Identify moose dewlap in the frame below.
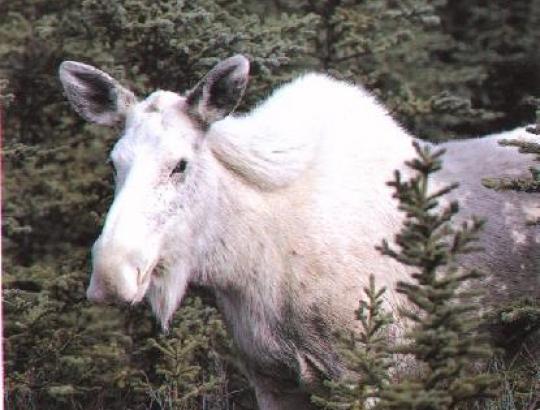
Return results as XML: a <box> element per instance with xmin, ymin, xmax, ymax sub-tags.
<box><xmin>59</xmin><ymin>55</ymin><xmax>539</xmax><ymax>410</ymax></box>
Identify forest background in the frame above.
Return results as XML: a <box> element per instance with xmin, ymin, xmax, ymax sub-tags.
<box><xmin>2</xmin><ymin>0</ymin><xmax>539</xmax><ymax>409</ymax></box>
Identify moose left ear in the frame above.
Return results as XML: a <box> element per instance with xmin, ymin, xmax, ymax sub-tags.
<box><xmin>59</xmin><ymin>61</ymin><xmax>137</xmax><ymax>127</ymax></box>
<box><xmin>186</xmin><ymin>55</ymin><xmax>250</xmax><ymax>126</ymax></box>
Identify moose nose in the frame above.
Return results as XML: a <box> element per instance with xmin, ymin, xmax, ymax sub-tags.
<box><xmin>87</xmin><ymin>262</ymin><xmax>142</xmax><ymax>304</ymax></box>
<box><xmin>86</xmin><ymin>281</ymin><xmax>109</xmax><ymax>303</ymax></box>
<box><xmin>86</xmin><ymin>269</ymin><xmax>116</xmax><ymax>303</ymax></box>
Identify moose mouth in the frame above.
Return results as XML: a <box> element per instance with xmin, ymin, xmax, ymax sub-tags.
<box><xmin>133</xmin><ymin>261</ymin><xmax>161</xmax><ymax>303</ymax></box>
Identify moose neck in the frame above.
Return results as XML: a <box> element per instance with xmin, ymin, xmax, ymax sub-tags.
<box><xmin>193</xmin><ymin>148</ymin><xmax>307</xmax><ymax>377</ymax></box>
<box><xmin>196</xmin><ymin>149</ymin><xmax>285</xmax><ymax>311</ymax></box>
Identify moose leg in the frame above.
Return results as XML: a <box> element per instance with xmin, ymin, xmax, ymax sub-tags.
<box><xmin>254</xmin><ymin>386</ymin><xmax>316</xmax><ymax>410</ymax></box>
<box><xmin>250</xmin><ymin>372</ymin><xmax>318</xmax><ymax>410</ymax></box>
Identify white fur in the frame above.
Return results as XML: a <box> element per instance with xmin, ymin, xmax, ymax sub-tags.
<box><xmin>74</xmin><ymin>71</ymin><xmax>538</xmax><ymax>410</ymax></box>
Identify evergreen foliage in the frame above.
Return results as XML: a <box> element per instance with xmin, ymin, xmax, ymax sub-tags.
<box><xmin>311</xmin><ymin>275</ymin><xmax>393</xmax><ymax>409</ymax></box>
<box><xmin>4</xmin><ymin>258</ymin><xmax>139</xmax><ymax>408</ymax></box>
<box><xmin>132</xmin><ymin>296</ymin><xmax>251</xmax><ymax>410</ymax></box>
<box><xmin>376</xmin><ymin>143</ymin><xmax>495</xmax><ymax>410</ymax></box>
<box><xmin>481</xmin><ymin>108</ymin><xmax>540</xmax><ymax>213</ymax></box>
<box><xmin>481</xmin><ymin>134</ymin><xmax>540</xmax><ymax>195</ymax></box>
<box><xmin>484</xmin><ymin>298</ymin><xmax>540</xmax><ymax>354</ymax></box>
<box><xmin>440</xmin><ymin>0</ymin><xmax>540</xmax><ymax>135</ymax></box>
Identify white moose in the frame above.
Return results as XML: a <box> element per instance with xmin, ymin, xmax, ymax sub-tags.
<box><xmin>59</xmin><ymin>55</ymin><xmax>539</xmax><ymax>410</ymax></box>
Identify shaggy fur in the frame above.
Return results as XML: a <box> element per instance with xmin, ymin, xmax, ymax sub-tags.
<box><xmin>60</xmin><ymin>56</ymin><xmax>539</xmax><ymax>410</ymax></box>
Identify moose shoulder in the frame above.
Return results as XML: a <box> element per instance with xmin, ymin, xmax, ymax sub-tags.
<box><xmin>59</xmin><ymin>55</ymin><xmax>539</xmax><ymax>410</ymax></box>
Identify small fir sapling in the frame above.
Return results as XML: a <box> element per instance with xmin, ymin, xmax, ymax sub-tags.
<box><xmin>375</xmin><ymin>142</ymin><xmax>494</xmax><ymax>410</ymax></box>
<box><xmin>482</xmin><ymin>99</ymin><xmax>540</xmax><ymax>195</ymax></box>
<box><xmin>311</xmin><ymin>274</ymin><xmax>393</xmax><ymax>409</ymax></box>
<box><xmin>133</xmin><ymin>296</ymin><xmax>234</xmax><ymax>410</ymax></box>
<box><xmin>480</xmin><ymin>138</ymin><xmax>540</xmax><ymax>194</ymax></box>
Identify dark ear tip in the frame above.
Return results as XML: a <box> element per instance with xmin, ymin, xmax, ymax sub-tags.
<box><xmin>59</xmin><ymin>61</ymin><xmax>108</xmax><ymax>80</ymax></box>
<box><xmin>59</xmin><ymin>61</ymin><xmax>92</xmax><ymax>81</ymax></box>
<box><xmin>226</xmin><ymin>54</ymin><xmax>250</xmax><ymax>76</ymax></box>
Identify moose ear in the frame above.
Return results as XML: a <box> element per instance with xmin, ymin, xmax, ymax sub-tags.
<box><xmin>59</xmin><ymin>61</ymin><xmax>137</xmax><ymax>126</ymax></box>
<box><xmin>186</xmin><ymin>55</ymin><xmax>249</xmax><ymax>126</ymax></box>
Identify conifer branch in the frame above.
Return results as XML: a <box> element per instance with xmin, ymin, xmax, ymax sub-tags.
<box><xmin>377</xmin><ymin>142</ymin><xmax>495</xmax><ymax>410</ymax></box>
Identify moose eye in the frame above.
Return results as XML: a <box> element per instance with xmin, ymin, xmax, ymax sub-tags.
<box><xmin>107</xmin><ymin>158</ymin><xmax>117</xmax><ymax>176</ymax></box>
<box><xmin>171</xmin><ymin>159</ymin><xmax>188</xmax><ymax>176</ymax></box>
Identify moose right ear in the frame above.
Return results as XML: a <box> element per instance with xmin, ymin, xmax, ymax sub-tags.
<box><xmin>186</xmin><ymin>55</ymin><xmax>249</xmax><ymax>126</ymax></box>
<box><xmin>59</xmin><ymin>61</ymin><xmax>137</xmax><ymax>126</ymax></box>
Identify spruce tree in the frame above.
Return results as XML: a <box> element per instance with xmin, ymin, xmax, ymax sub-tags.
<box><xmin>480</xmin><ymin>139</ymin><xmax>540</xmax><ymax>194</ymax></box>
<box><xmin>131</xmin><ymin>296</ymin><xmax>247</xmax><ymax>410</ymax></box>
<box><xmin>477</xmin><ymin>106</ymin><xmax>540</xmax><ymax>409</ymax></box>
<box><xmin>311</xmin><ymin>275</ymin><xmax>393</xmax><ymax>409</ymax></box>
<box><xmin>376</xmin><ymin>142</ymin><xmax>494</xmax><ymax>410</ymax></box>
<box><xmin>439</xmin><ymin>0</ymin><xmax>540</xmax><ymax>134</ymax></box>
<box><xmin>481</xmin><ymin>109</ymin><xmax>540</xmax><ymax>196</ymax></box>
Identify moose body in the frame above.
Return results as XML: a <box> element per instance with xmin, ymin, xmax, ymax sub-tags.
<box><xmin>59</xmin><ymin>56</ymin><xmax>539</xmax><ymax>409</ymax></box>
